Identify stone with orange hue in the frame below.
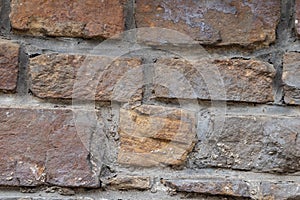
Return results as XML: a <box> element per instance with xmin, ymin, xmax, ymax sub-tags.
<box><xmin>118</xmin><ymin>105</ymin><xmax>197</xmax><ymax>167</ymax></box>
<box><xmin>10</xmin><ymin>0</ymin><xmax>126</xmax><ymax>38</ymax></box>
<box><xmin>29</xmin><ymin>54</ymin><xmax>143</xmax><ymax>102</ymax></box>
<box><xmin>0</xmin><ymin>39</ymin><xmax>19</xmax><ymax>92</ymax></box>
<box><xmin>102</xmin><ymin>175</ymin><xmax>151</xmax><ymax>190</ymax></box>
<box><xmin>135</xmin><ymin>0</ymin><xmax>280</xmax><ymax>46</ymax></box>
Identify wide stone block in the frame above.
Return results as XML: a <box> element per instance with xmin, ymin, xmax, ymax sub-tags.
<box><xmin>135</xmin><ymin>0</ymin><xmax>280</xmax><ymax>46</ymax></box>
<box><xmin>0</xmin><ymin>107</ymin><xmax>102</xmax><ymax>187</ymax></box>
<box><xmin>190</xmin><ymin>115</ymin><xmax>300</xmax><ymax>173</ymax></box>
<box><xmin>153</xmin><ymin>58</ymin><xmax>275</xmax><ymax>103</ymax></box>
<box><xmin>10</xmin><ymin>0</ymin><xmax>126</xmax><ymax>38</ymax></box>
<box><xmin>29</xmin><ymin>54</ymin><xmax>143</xmax><ymax>102</ymax></box>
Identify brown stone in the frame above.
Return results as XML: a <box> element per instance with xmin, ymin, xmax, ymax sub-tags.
<box><xmin>10</xmin><ymin>0</ymin><xmax>126</xmax><ymax>38</ymax></box>
<box><xmin>190</xmin><ymin>115</ymin><xmax>300</xmax><ymax>173</ymax></box>
<box><xmin>102</xmin><ymin>175</ymin><xmax>151</xmax><ymax>190</ymax></box>
<box><xmin>29</xmin><ymin>54</ymin><xmax>143</xmax><ymax>102</ymax></box>
<box><xmin>135</xmin><ymin>0</ymin><xmax>280</xmax><ymax>46</ymax></box>
<box><xmin>283</xmin><ymin>52</ymin><xmax>300</xmax><ymax>104</ymax></box>
<box><xmin>118</xmin><ymin>105</ymin><xmax>197</xmax><ymax>167</ymax></box>
<box><xmin>163</xmin><ymin>178</ymin><xmax>251</xmax><ymax>198</ymax></box>
<box><xmin>0</xmin><ymin>39</ymin><xmax>19</xmax><ymax>92</ymax></box>
<box><xmin>153</xmin><ymin>58</ymin><xmax>275</xmax><ymax>103</ymax></box>
<box><xmin>0</xmin><ymin>107</ymin><xmax>101</xmax><ymax>187</ymax></box>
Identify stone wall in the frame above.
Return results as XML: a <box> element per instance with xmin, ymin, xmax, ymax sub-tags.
<box><xmin>0</xmin><ymin>0</ymin><xmax>299</xmax><ymax>199</ymax></box>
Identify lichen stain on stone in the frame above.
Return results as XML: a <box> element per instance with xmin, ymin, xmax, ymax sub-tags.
<box><xmin>159</xmin><ymin>0</ymin><xmax>237</xmax><ymax>27</ymax></box>
<box><xmin>157</xmin><ymin>0</ymin><xmax>236</xmax><ymax>40</ymax></box>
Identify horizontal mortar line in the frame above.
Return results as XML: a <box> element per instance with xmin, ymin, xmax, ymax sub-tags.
<box><xmin>115</xmin><ymin>168</ymin><xmax>300</xmax><ymax>182</ymax></box>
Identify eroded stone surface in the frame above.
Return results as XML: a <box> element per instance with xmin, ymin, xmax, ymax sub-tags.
<box><xmin>283</xmin><ymin>52</ymin><xmax>300</xmax><ymax>104</ymax></box>
<box><xmin>118</xmin><ymin>105</ymin><xmax>197</xmax><ymax>167</ymax></box>
<box><xmin>153</xmin><ymin>58</ymin><xmax>275</xmax><ymax>103</ymax></box>
<box><xmin>10</xmin><ymin>0</ymin><xmax>126</xmax><ymax>38</ymax></box>
<box><xmin>295</xmin><ymin>0</ymin><xmax>300</xmax><ymax>37</ymax></box>
<box><xmin>135</xmin><ymin>0</ymin><xmax>280</xmax><ymax>46</ymax></box>
<box><xmin>163</xmin><ymin>178</ymin><xmax>251</xmax><ymax>198</ymax></box>
<box><xmin>0</xmin><ymin>108</ymin><xmax>102</xmax><ymax>187</ymax></box>
<box><xmin>190</xmin><ymin>115</ymin><xmax>300</xmax><ymax>173</ymax></box>
<box><xmin>0</xmin><ymin>39</ymin><xmax>19</xmax><ymax>92</ymax></box>
<box><xmin>102</xmin><ymin>175</ymin><xmax>151</xmax><ymax>190</ymax></box>
<box><xmin>29</xmin><ymin>54</ymin><xmax>143</xmax><ymax>102</ymax></box>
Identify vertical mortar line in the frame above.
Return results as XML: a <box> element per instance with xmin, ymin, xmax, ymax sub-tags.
<box><xmin>0</xmin><ymin>0</ymin><xmax>11</xmax><ymax>35</ymax></box>
<box><xmin>124</xmin><ymin>0</ymin><xmax>136</xmax><ymax>30</ymax></box>
<box><xmin>272</xmin><ymin>0</ymin><xmax>296</xmax><ymax>104</ymax></box>
<box><xmin>16</xmin><ymin>43</ymin><xmax>29</xmax><ymax>96</ymax></box>
<box><xmin>141</xmin><ymin>55</ymin><xmax>155</xmax><ymax>104</ymax></box>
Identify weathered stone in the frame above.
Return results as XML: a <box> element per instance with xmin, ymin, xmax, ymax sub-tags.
<box><xmin>118</xmin><ymin>105</ymin><xmax>197</xmax><ymax>167</ymax></box>
<box><xmin>283</xmin><ymin>52</ymin><xmax>300</xmax><ymax>104</ymax></box>
<box><xmin>0</xmin><ymin>39</ymin><xmax>19</xmax><ymax>92</ymax></box>
<box><xmin>135</xmin><ymin>0</ymin><xmax>280</xmax><ymax>46</ymax></box>
<box><xmin>29</xmin><ymin>54</ymin><xmax>143</xmax><ymax>102</ymax></box>
<box><xmin>259</xmin><ymin>181</ymin><xmax>300</xmax><ymax>200</ymax></box>
<box><xmin>0</xmin><ymin>108</ymin><xmax>101</xmax><ymax>187</ymax></box>
<box><xmin>190</xmin><ymin>115</ymin><xmax>300</xmax><ymax>173</ymax></box>
<box><xmin>10</xmin><ymin>0</ymin><xmax>126</xmax><ymax>38</ymax></box>
<box><xmin>153</xmin><ymin>58</ymin><xmax>275</xmax><ymax>103</ymax></box>
<box><xmin>296</xmin><ymin>0</ymin><xmax>300</xmax><ymax>37</ymax></box>
<box><xmin>102</xmin><ymin>175</ymin><xmax>151</xmax><ymax>190</ymax></box>
<box><xmin>163</xmin><ymin>178</ymin><xmax>251</xmax><ymax>198</ymax></box>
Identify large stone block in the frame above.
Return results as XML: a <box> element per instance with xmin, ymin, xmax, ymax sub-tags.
<box><xmin>10</xmin><ymin>0</ymin><xmax>126</xmax><ymax>38</ymax></box>
<box><xmin>29</xmin><ymin>54</ymin><xmax>143</xmax><ymax>102</ymax></box>
<box><xmin>135</xmin><ymin>0</ymin><xmax>280</xmax><ymax>46</ymax></box>
<box><xmin>0</xmin><ymin>107</ymin><xmax>102</xmax><ymax>187</ymax></box>
<box><xmin>118</xmin><ymin>105</ymin><xmax>197</xmax><ymax>167</ymax></box>
<box><xmin>153</xmin><ymin>58</ymin><xmax>275</xmax><ymax>103</ymax></box>
<box><xmin>190</xmin><ymin>115</ymin><xmax>300</xmax><ymax>173</ymax></box>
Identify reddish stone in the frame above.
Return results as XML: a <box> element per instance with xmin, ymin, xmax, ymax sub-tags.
<box><xmin>0</xmin><ymin>39</ymin><xmax>19</xmax><ymax>92</ymax></box>
<box><xmin>0</xmin><ymin>108</ymin><xmax>101</xmax><ymax>187</ymax></box>
<box><xmin>135</xmin><ymin>0</ymin><xmax>280</xmax><ymax>46</ymax></box>
<box><xmin>10</xmin><ymin>0</ymin><xmax>126</xmax><ymax>38</ymax></box>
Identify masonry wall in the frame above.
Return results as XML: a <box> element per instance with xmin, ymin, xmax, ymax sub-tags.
<box><xmin>0</xmin><ymin>0</ymin><xmax>299</xmax><ymax>200</ymax></box>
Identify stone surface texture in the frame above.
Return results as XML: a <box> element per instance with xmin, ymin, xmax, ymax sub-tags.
<box><xmin>0</xmin><ymin>108</ymin><xmax>101</xmax><ymax>187</ymax></box>
<box><xmin>29</xmin><ymin>54</ymin><xmax>143</xmax><ymax>102</ymax></box>
<box><xmin>10</xmin><ymin>0</ymin><xmax>126</xmax><ymax>38</ymax></box>
<box><xmin>135</xmin><ymin>0</ymin><xmax>281</xmax><ymax>46</ymax></box>
<box><xmin>118</xmin><ymin>105</ymin><xmax>197</xmax><ymax>167</ymax></box>
<box><xmin>153</xmin><ymin>58</ymin><xmax>275</xmax><ymax>103</ymax></box>
<box><xmin>0</xmin><ymin>39</ymin><xmax>19</xmax><ymax>92</ymax></box>
<box><xmin>283</xmin><ymin>52</ymin><xmax>300</xmax><ymax>104</ymax></box>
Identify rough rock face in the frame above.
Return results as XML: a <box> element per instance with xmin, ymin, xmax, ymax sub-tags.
<box><xmin>118</xmin><ymin>105</ymin><xmax>197</xmax><ymax>167</ymax></box>
<box><xmin>0</xmin><ymin>39</ymin><xmax>19</xmax><ymax>92</ymax></box>
<box><xmin>135</xmin><ymin>0</ymin><xmax>281</xmax><ymax>46</ymax></box>
<box><xmin>283</xmin><ymin>52</ymin><xmax>300</xmax><ymax>104</ymax></box>
<box><xmin>0</xmin><ymin>108</ymin><xmax>102</xmax><ymax>187</ymax></box>
<box><xmin>29</xmin><ymin>54</ymin><xmax>143</xmax><ymax>102</ymax></box>
<box><xmin>153</xmin><ymin>58</ymin><xmax>275</xmax><ymax>103</ymax></box>
<box><xmin>296</xmin><ymin>0</ymin><xmax>300</xmax><ymax>37</ymax></box>
<box><xmin>10</xmin><ymin>0</ymin><xmax>126</xmax><ymax>38</ymax></box>
<box><xmin>190</xmin><ymin>115</ymin><xmax>300</xmax><ymax>173</ymax></box>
